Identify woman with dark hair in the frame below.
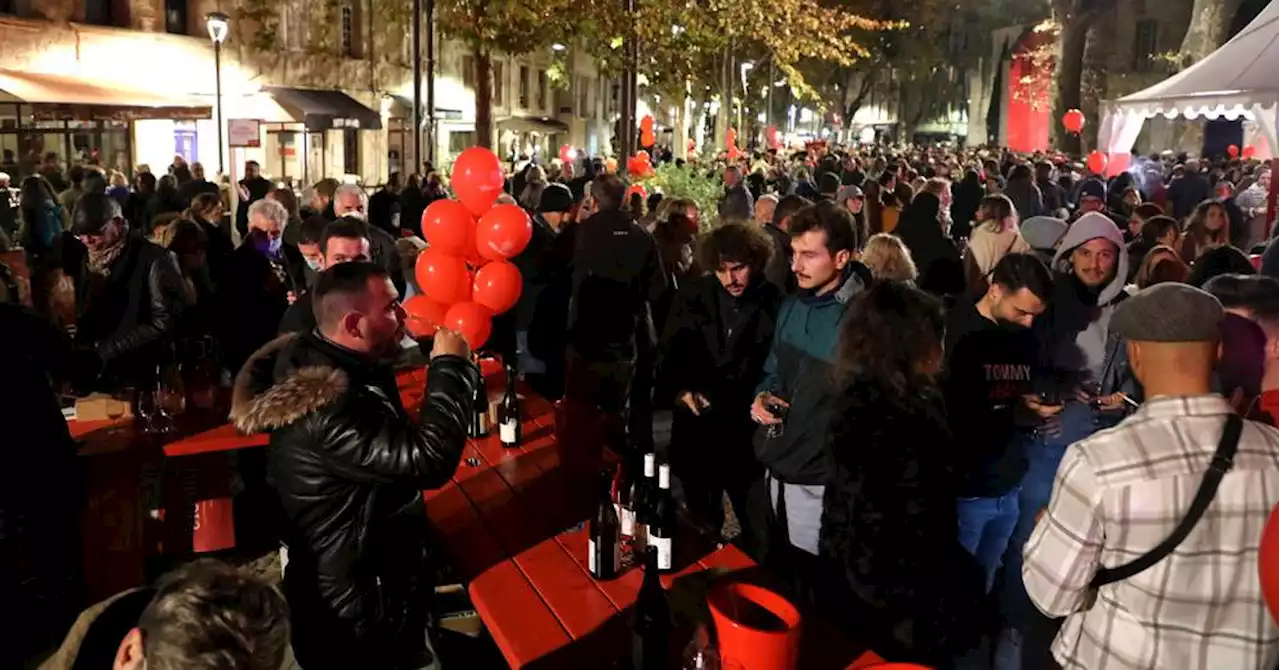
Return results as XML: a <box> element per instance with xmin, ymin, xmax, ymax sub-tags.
<box><xmin>818</xmin><ymin>280</ymin><xmax>984</xmax><ymax>665</ymax></box>
<box><xmin>950</xmin><ymin>168</ymin><xmax>984</xmax><ymax>241</ymax></box>
<box><xmin>144</xmin><ymin>174</ymin><xmax>184</xmax><ymax>228</ymax></box>
<box><xmin>19</xmin><ymin>174</ymin><xmax>63</xmax><ymax>262</ymax></box>
<box><xmin>662</xmin><ymin>222</ymin><xmax>781</xmax><ymax>549</ymax></box>
<box><xmin>1187</xmin><ymin>244</ymin><xmax>1257</xmax><ymax>287</ymax></box>
<box><xmin>894</xmin><ymin>192</ymin><xmax>964</xmax><ymax>299</ymax></box>
<box><xmin>1179</xmin><ymin>199</ymin><xmax>1232</xmax><ymax>264</ymax></box>
<box><xmin>1003</xmin><ymin>163</ymin><xmax>1043</xmax><ymax>222</ymax></box>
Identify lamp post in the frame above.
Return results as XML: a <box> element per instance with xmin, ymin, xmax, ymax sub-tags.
<box><xmin>205</xmin><ymin>12</ymin><xmax>230</xmax><ymax>176</ymax></box>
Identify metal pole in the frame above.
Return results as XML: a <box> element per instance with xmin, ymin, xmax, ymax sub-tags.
<box><xmin>426</xmin><ymin>0</ymin><xmax>437</xmax><ymax>167</ymax></box>
<box><xmin>214</xmin><ymin>40</ymin><xmax>224</xmax><ymax>175</ymax></box>
<box><xmin>412</xmin><ymin>0</ymin><xmax>423</xmax><ymax>173</ymax></box>
<box><xmin>618</xmin><ymin>0</ymin><xmax>636</xmax><ymax>159</ymax></box>
<box><xmin>766</xmin><ymin>61</ymin><xmax>773</xmax><ymax>134</ymax></box>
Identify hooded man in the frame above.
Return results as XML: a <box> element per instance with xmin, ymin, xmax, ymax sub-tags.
<box><xmin>996</xmin><ymin>211</ymin><xmax>1141</xmax><ymax>666</ymax></box>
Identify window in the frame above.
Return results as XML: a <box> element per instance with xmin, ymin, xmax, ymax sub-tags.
<box><xmin>1133</xmin><ymin>20</ymin><xmax>1158</xmax><ymax>72</ymax></box>
<box><xmin>449</xmin><ymin>131</ymin><xmax>476</xmax><ymax>156</ymax></box>
<box><xmin>461</xmin><ymin>55</ymin><xmax>476</xmax><ymax>89</ymax></box>
<box><xmin>340</xmin><ymin>5</ymin><xmax>355</xmax><ymax>58</ymax></box>
<box><xmin>342</xmin><ymin>128</ymin><xmax>359</xmax><ymax>175</ymax></box>
<box><xmin>164</xmin><ymin>0</ymin><xmax>187</xmax><ymax>34</ymax></box>
<box><xmin>518</xmin><ymin>65</ymin><xmax>530</xmax><ymax>109</ymax></box>
<box><xmin>493</xmin><ymin>61</ymin><xmax>506</xmax><ymax>107</ymax></box>
<box><xmin>559</xmin><ymin>75</ymin><xmax>574</xmax><ymax>115</ymax></box>
<box><xmin>84</xmin><ymin>0</ymin><xmax>113</xmax><ymax>26</ymax></box>
<box><xmin>285</xmin><ymin>1</ymin><xmax>307</xmax><ymax>50</ymax></box>
<box><xmin>537</xmin><ymin>71</ymin><xmax>548</xmax><ymax>112</ymax></box>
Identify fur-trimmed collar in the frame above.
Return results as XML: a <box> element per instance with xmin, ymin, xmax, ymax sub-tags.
<box><xmin>229</xmin><ymin>333</ymin><xmax>350</xmax><ymax>434</ymax></box>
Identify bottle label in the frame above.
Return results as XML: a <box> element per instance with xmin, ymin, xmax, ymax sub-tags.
<box><xmin>588</xmin><ymin>537</ymin><xmax>617</xmax><ymax>575</ymax></box>
<box><xmin>649</xmin><ymin>535</ymin><xmax>672</xmax><ymax>571</ymax></box>
<box><xmin>588</xmin><ymin>537</ymin><xmax>597</xmax><ymax>574</ymax></box>
<box><xmin>618</xmin><ymin>506</ymin><xmax>634</xmax><ymax>537</ymax></box>
<box><xmin>500</xmin><ymin>420</ymin><xmax>518</xmax><ymax>444</ymax></box>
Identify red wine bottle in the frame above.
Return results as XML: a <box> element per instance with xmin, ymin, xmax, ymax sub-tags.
<box><xmin>630</xmin><ymin>549</ymin><xmax>671</xmax><ymax>670</ymax></box>
<box><xmin>498</xmin><ymin>363</ymin><xmax>521</xmax><ymax>448</ymax></box>
<box><xmin>631</xmin><ymin>453</ymin><xmax>657</xmax><ymax>549</ymax></box>
<box><xmin>612</xmin><ymin>459</ymin><xmax>635</xmax><ymax>538</ymax></box>
<box><xmin>589</xmin><ymin>473</ymin><xmax>620</xmax><ymax>580</ymax></box>
<box><xmin>646</xmin><ymin>464</ymin><xmax>676</xmax><ymax>573</ymax></box>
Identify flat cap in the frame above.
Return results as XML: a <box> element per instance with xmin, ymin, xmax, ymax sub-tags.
<box><xmin>836</xmin><ymin>184</ymin><xmax>864</xmax><ymax>202</ymax></box>
<box><xmin>1112</xmin><ymin>283</ymin><xmax>1224</xmax><ymax>342</ymax></box>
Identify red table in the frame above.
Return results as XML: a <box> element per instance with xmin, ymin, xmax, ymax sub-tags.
<box><xmin>424</xmin><ymin>389</ymin><xmax>886</xmax><ymax>668</ymax></box>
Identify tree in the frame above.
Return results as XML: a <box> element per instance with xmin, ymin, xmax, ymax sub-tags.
<box><xmin>1050</xmin><ymin>0</ymin><xmax>1116</xmax><ymax>154</ymax></box>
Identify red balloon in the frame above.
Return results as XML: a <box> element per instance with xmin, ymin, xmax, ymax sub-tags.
<box><xmin>636</xmin><ymin>150</ymin><xmax>650</xmax><ymax>163</ymax></box>
<box><xmin>640</xmin><ymin>114</ymin><xmax>654</xmax><ymax>132</ymax></box>
<box><xmin>414</xmin><ymin>248</ymin><xmax>472</xmax><ymax>305</ymax></box>
<box><xmin>1086</xmin><ymin>150</ymin><xmax>1108</xmax><ymax>175</ymax></box>
<box><xmin>726</xmin><ymin>127</ymin><xmax>738</xmax><ymax>148</ymax></box>
<box><xmin>420</xmin><ymin>199</ymin><xmax>475</xmax><ymax>256</ymax></box>
<box><xmin>559</xmin><ymin>143</ymin><xmax>574</xmax><ymax>164</ymax></box>
<box><xmin>1243</xmin><ymin>145</ymin><xmax>1258</xmax><ymax>159</ymax></box>
<box><xmin>1261</xmin><ymin>505</ymin><xmax>1279</xmax><ymax>623</ymax></box>
<box><xmin>641</xmin><ymin>130</ymin><xmax>656</xmax><ymax>148</ymax></box>
<box><xmin>451</xmin><ymin>147</ymin><xmax>506</xmax><ymax>216</ymax></box>
<box><xmin>403</xmin><ymin>295</ymin><xmax>448</xmax><ymax>337</ymax></box>
<box><xmin>472</xmin><ymin>260</ymin><xmax>523</xmax><ymax>314</ymax></box>
<box><xmin>1227</xmin><ymin>144</ymin><xmax>1241</xmax><ymax>158</ymax></box>
<box><xmin>476</xmin><ymin>204</ymin><xmax>533</xmax><ymax>261</ymax></box>
<box><xmin>627</xmin><ymin>183</ymin><xmax>648</xmax><ymax>202</ymax></box>
<box><xmin>443</xmin><ymin>301</ymin><xmax>492</xmax><ymax>349</ymax></box>
<box><xmin>1062</xmin><ymin>109</ymin><xmax>1085</xmax><ymax>134</ymax></box>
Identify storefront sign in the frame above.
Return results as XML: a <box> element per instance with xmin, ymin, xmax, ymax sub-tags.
<box><xmin>31</xmin><ymin>104</ymin><xmax>209</xmax><ymax>122</ymax></box>
<box><xmin>333</xmin><ymin>117</ymin><xmax>361</xmax><ymax>129</ymax></box>
<box><xmin>228</xmin><ymin>119</ymin><xmax>261</xmax><ymax>147</ymax></box>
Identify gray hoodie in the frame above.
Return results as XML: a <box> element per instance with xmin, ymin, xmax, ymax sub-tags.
<box><xmin>1049</xmin><ymin>212</ymin><xmax>1130</xmax><ymax>382</ymax></box>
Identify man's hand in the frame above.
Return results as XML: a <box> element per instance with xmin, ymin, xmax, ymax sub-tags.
<box><xmin>286</xmin><ymin>290</ymin><xmax>298</xmax><ymax>305</ymax></box>
<box><xmin>430</xmin><ymin>329</ymin><xmax>470</xmax><ymax>360</ymax></box>
<box><xmin>1023</xmin><ymin>394</ymin><xmax>1066</xmax><ymax>419</ymax></box>
<box><xmin>1093</xmin><ymin>392</ymin><xmax>1130</xmax><ymax>412</ymax></box>
<box><xmin>750</xmin><ymin>392</ymin><xmax>789</xmax><ymax>426</ymax></box>
<box><xmin>678</xmin><ymin>391</ymin><xmax>711</xmax><ymax>416</ymax></box>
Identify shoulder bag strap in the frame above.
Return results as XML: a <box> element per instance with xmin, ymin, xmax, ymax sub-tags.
<box><xmin>1091</xmin><ymin>414</ymin><xmax>1244</xmax><ymax>588</ymax></box>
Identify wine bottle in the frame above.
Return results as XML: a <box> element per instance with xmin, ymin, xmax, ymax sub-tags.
<box><xmin>588</xmin><ymin>474</ymin><xmax>621</xmax><ymax>580</ymax></box>
<box><xmin>498</xmin><ymin>363</ymin><xmax>521</xmax><ymax>448</ymax></box>
<box><xmin>612</xmin><ymin>460</ymin><xmax>635</xmax><ymax>538</ymax></box>
<box><xmin>469</xmin><ymin>377</ymin><xmax>490</xmax><ymax>438</ymax></box>
<box><xmin>631</xmin><ymin>549</ymin><xmax>671</xmax><ymax>670</ymax></box>
<box><xmin>647</xmin><ymin>463</ymin><xmax>676</xmax><ymax>573</ymax></box>
<box><xmin>631</xmin><ymin>453</ymin><xmax>657</xmax><ymax>549</ymax></box>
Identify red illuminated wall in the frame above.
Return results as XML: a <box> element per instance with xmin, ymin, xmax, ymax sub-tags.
<box><xmin>1005</xmin><ymin>30</ymin><xmax>1053</xmax><ymax>153</ymax></box>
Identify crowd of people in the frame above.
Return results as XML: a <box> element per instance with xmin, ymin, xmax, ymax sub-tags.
<box><xmin>0</xmin><ymin>140</ymin><xmax>1276</xmax><ymax>670</ymax></box>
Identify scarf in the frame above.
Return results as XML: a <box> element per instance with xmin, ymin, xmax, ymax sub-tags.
<box><xmin>87</xmin><ymin>231</ymin><xmax>128</xmax><ymax>277</ymax></box>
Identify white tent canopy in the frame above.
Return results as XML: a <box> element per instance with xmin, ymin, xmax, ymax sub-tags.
<box><xmin>1099</xmin><ymin>0</ymin><xmax>1278</xmax><ymax>156</ymax></box>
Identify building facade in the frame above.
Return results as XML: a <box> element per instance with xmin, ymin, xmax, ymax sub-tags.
<box><xmin>0</xmin><ymin>0</ymin><xmax>615</xmax><ymax>188</ymax></box>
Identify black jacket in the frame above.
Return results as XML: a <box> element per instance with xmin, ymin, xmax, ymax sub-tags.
<box><xmin>761</xmin><ymin>223</ymin><xmax>795</xmax><ymax>293</ymax></box>
<box><xmin>369</xmin><ymin>188</ymin><xmax>401</xmax><ymax>236</ymax></box>
<box><xmin>895</xmin><ymin>193</ymin><xmax>964</xmax><ymax>298</ymax></box>
<box><xmin>399</xmin><ymin>189</ymin><xmax>428</xmax><ymax>238</ymax></box>
<box><xmin>817</xmin><ymin>378</ymin><xmax>985</xmax><ymax>665</ymax></box>
<box><xmin>215</xmin><ymin>241</ymin><xmax>300</xmax><ymax>374</ymax></box>
<box><xmin>663</xmin><ymin>276</ymin><xmax>781</xmax><ymax>476</ymax></box>
<box><xmin>74</xmin><ymin>232</ymin><xmax>189</xmax><ymax>386</ymax></box>
<box><xmin>278</xmin><ymin>290</ymin><xmax>316</xmax><ymax>335</ymax></box>
<box><xmin>177</xmin><ymin>178</ymin><xmax>219</xmax><ymax>209</ymax></box>
<box><xmin>230</xmin><ymin>333</ymin><xmax>478</xmax><ymax>669</ymax></box>
<box><xmin>235</xmin><ymin>176</ymin><xmax>273</xmax><ymax>237</ymax></box>
<box><xmin>567</xmin><ymin>209</ymin><xmax>668</xmax><ymax>360</ymax></box>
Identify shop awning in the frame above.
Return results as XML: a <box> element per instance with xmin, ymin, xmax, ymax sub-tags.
<box><xmin>264</xmin><ymin>87</ymin><xmax>382</xmax><ymax>131</ymax></box>
<box><xmin>497</xmin><ymin>115</ymin><xmax>570</xmax><ymax>134</ymax></box>
<box><xmin>0</xmin><ymin>70</ymin><xmax>210</xmax><ymax>120</ymax></box>
<box><xmin>387</xmin><ymin>95</ymin><xmax>464</xmax><ymax>121</ymax></box>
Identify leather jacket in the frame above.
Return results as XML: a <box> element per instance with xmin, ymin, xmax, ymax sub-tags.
<box><xmin>74</xmin><ymin>231</ymin><xmax>189</xmax><ymax>385</ymax></box>
<box><xmin>230</xmin><ymin>332</ymin><xmax>478</xmax><ymax>669</ymax></box>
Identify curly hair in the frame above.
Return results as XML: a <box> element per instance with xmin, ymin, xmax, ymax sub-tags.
<box><xmin>861</xmin><ymin>233</ymin><xmax>917</xmax><ymax>282</ymax></box>
<box><xmin>835</xmin><ymin>280</ymin><xmax>945</xmax><ymax>398</ymax></box>
<box><xmin>695</xmin><ymin>222</ymin><xmax>773</xmax><ymax>276</ymax></box>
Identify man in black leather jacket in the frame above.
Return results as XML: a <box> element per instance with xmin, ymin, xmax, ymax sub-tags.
<box><xmin>230</xmin><ymin>261</ymin><xmax>478</xmax><ymax>670</ymax></box>
<box><xmin>71</xmin><ymin>192</ymin><xmax>190</xmax><ymax>387</ymax></box>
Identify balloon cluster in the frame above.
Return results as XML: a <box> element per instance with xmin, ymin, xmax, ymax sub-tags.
<box><xmin>627</xmin><ymin>150</ymin><xmax>654</xmax><ymax>178</ymax></box>
<box><xmin>1062</xmin><ymin>109</ymin><xmax>1085</xmax><ymax>135</ymax></box>
<box><xmin>640</xmin><ymin>115</ymin><xmax>656</xmax><ymax>149</ymax></box>
<box><xmin>407</xmin><ymin>147</ymin><xmax>532</xmax><ymax>349</ymax></box>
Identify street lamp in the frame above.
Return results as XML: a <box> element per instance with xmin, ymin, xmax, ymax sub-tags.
<box><xmin>206</xmin><ymin>11</ymin><xmax>230</xmax><ymax>176</ymax></box>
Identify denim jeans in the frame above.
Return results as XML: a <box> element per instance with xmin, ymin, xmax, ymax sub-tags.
<box><xmin>957</xmin><ymin>487</ymin><xmax>1021</xmax><ymax>593</ymax></box>
<box><xmin>995</xmin><ymin>402</ymin><xmax>1108</xmax><ymax>670</ymax></box>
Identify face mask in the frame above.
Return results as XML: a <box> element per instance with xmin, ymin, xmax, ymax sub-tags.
<box><xmin>252</xmin><ymin>230</ymin><xmax>282</xmax><ymax>258</ymax></box>
<box><xmin>304</xmin><ymin>256</ymin><xmax>323</xmax><ymax>272</ymax></box>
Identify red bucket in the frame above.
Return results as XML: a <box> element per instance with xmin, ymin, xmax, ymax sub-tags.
<box><xmin>192</xmin><ymin>497</ymin><xmax>236</xmax><ymax>553</ymax></box>
<box><xmin>708</xmin><ymin>582</ymin><xmax>802</xmax><ymax>670</ymax></box>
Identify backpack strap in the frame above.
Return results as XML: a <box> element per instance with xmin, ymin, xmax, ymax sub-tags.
<box><xmin>1091</xmin><ymin>414</ymin><xmax>1244</xmax><ymax>588</ymax></box>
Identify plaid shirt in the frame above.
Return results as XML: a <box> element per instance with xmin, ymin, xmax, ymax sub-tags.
<box><xmin>1023</xmin><ymin>395</ymin><xmax>1279</xmax><ymax>669</ymax></box>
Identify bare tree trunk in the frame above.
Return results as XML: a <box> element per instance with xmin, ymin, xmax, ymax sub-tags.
<box><xmin>1179</xmin><ymin>0</ymin><xmax>1241</xmax><ymax>62</ymax></box>
<box><xmin>1053</xmin><ymin>16</ymin><xmax>1089</xmax><ymax>155</ymax></box>
<box><xmin>474</xmin><ymin>48</ymin><xmax>494</xmax><ymax>149</ymax></box>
